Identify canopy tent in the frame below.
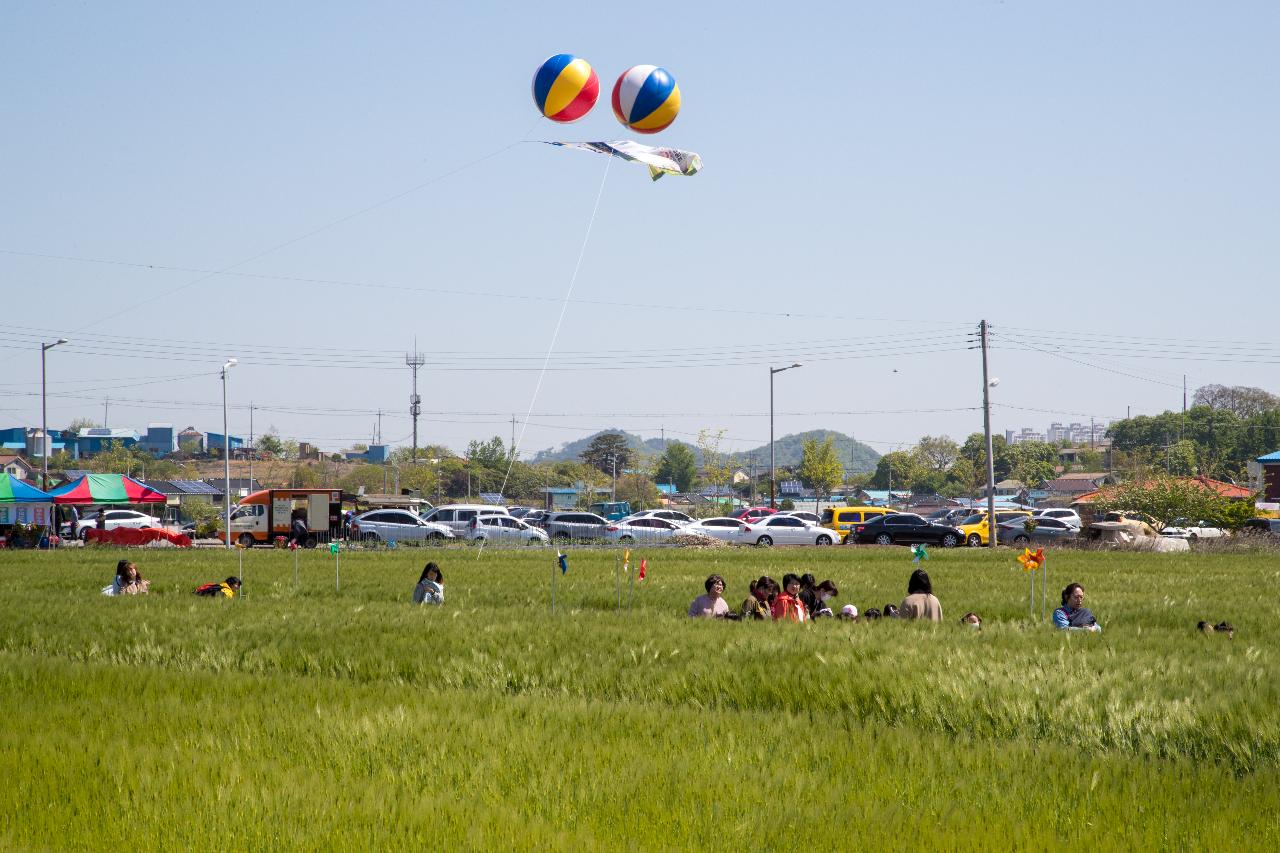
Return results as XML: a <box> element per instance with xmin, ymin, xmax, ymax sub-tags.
<box><xmin>0</xmin><ymin>474</ymin><xmax>54</xmax><ymax>503</ymax></box>
<box><xmin>0</xmin><ymin>474</ymin><xmax>55</xmax><ymax>530</ymax></box>
<box><xmin>46</xmin><ymin>473</ymin><xmax>166</xmax><ymax>505</ymax></box>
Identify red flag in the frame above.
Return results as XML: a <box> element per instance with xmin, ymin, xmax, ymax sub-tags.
<box><xmin>638</xmin><ymin>558</ymin><xmax>647</xmax><ymax>581</ymax></box>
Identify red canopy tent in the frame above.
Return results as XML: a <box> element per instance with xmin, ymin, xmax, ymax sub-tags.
<box><xmin>46</xmin><ymin>473</ymin><xmax>166</xmax><ymax>505</ymax></box>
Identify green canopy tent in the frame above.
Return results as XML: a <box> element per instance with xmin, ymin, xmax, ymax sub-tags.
<box><xmin>0</xmin><ymin>474</ymin><xmax>56</xmax><ymax>530</ymax></box>
<box><xmin>46</xmin><ymin>473</ymin><xmax>167</xmax><ymax>505</ymax></box>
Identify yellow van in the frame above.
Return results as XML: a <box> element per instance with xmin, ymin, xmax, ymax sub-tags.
<box><xmin>822</xmin><ymin>506</ymin><xmax>893</xmax><ymax>540</ymax></box>
<box><xmin>957</xmin><ymin>509</ymin><xmax>1033</xmax><ymax>546</ymax></box>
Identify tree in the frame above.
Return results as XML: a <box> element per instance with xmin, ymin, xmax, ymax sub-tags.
<box><xmin>580</xmin><ymin>433</ymin><xmax>632</xmax><ymax>476</ymax></box>
<box><xmin>869</xmin><ymin>451</ymin><xmax>918</xmax><ymax>490</ymax></box>
<box><xmin>696</xmin><ymin>429</ymin><xmax>736</xmax><ymax>511</ymax></box>
<box><xmin>915</xmin><ymin>435</ymin><xmax>960</xmax><ymax>472</ymax></box>
<box><xmin>256</xmin><ymin>432</ymin><xmax>284</xmax><ymax>458</ymax></box>
<box><xmin>654</xmin><ymin>441</ymin><xmax>697</xmax><ymax>492</ymax></box>
<box><xmin>467</xmin><ymin>436</ymin><xmax>508</xmax><ymax>470</ymax></box>
<box><xmin>1092</xmin><ymin>475</ymin><xmax>1257</xmax><ymax>531</ymax></box>
<box><xmin>1193</xmin><ymin>384</ymin><xmax>1280</xmax><ymax>418</ymax></box>
<box><xmin>1012</xmin><ymin>460</ymin><xmax>1056</xmax><ymax>489</ymax></box>
<box><xmin>798</xmin><ymin>436</ymin><xmax>843</xmax><ymax>509</ymax></box>
<box><xmin>64</xmin><ymin>418</ymin><xmax>98</xmax><ymax>434</ymax></box>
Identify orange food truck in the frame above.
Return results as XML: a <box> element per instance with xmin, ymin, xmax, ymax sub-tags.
<box><xmin>224</xmin><ymin>488</ymin><xmax>341</xmax><ymax>546</ymax></box>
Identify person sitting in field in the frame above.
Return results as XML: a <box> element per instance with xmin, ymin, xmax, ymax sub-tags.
<box><xmin>900</xmin><ymin>569</ymin><xmax>943</xmax><ymax>622</ymax></box>
<box><xmin>741</xmin><ymin>576</ymin><xmax>774</xmax><ymax>621</ymax></box>
<box><xmin>413</xmin><ymin>562</ymin><xmax>445</xmax><ymax>605</ymax></box>
<box><xmin>112</xmin><ymin>560</ymin><xmax>150</xmax><ymax>595</ymax></box>
<box><xmin>960</xmin><ymin>612</ymin><xmax>982</xmax><ymax>630</ymax></box>
<box><xmin>809</xmin><ymin>580</ymin><xmax>839</xmax><ymax>618</ymax></box>
<box><xmin>798</xmin><ymin>573</ymin><xmax>819</xmax><ymax>614</ymax></box>
<box><xmin>1197</xmin><ymin>620</ymin><xmax>1234</xmax><ymax>639</ymax></box>
<box><xmin>194</xmin><ymin>576</ymin><xmax>241</xmax><ymax>598</ymax></box>
<box><xmin>837</xmin><ymin>604</ymin><xmax>859</xmax><ymax>621</ymax></box>
<box><xmin>862</xmin><ymin>607</ymin><xmax>882</xmax><ymax>621</ymax></box>
<box><xmin>771</xmin><ymin>573</ymin><xmax>809</xmax><ymax>622</ymax></box>
<box><xmin>882</xmin><ymin>603</ymin><xmax>900</xmax><ymax>619</ymax></box>
<box><xmin>689</xmin><ymin>574</ymin><xmax>732</xmax><ymax>618</ymax></box>
<box><xmin>1053</xmin><ymin>583</ymin><xmax>1101</xmax><ymax>632</ymax></box>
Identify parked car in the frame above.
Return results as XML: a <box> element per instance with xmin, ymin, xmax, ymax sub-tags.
<box><xmin>957</xmin><ymin>510</ymin><xmax>1034</xmax><ymax>547</ymax></box>
<box><xmin>739</xmin><ymin>515</ymin><xmax>838</xmax><ymax>546</ymax></box>
<box><xmin>69</xmin><ymin>509</ymin><xmax>162</xmax><ymax>540</ymax></box>
<box><xmin>621</xmin><ymin>509</ymin><xmax>695</xmax><ymax>526</ymax></box>
<box><xmin>589</xmin><ymin>501</ymin><xmax>633</xmax><ymax>521</ymax></box>
<box><xmin>419</xmin><ymin>504</ymin><xmax>510</xmax><ymax>537</ymax></box>
<box><xmin>1242</xmin><ymin>518</ymin><xmax>1280</xmax><ymax>538</ymax></box>
<box><xmin>523</xmin><ymin>509</ymin><xmax>550</xmax><ymax>528</ymax></box>
<box><xmin>732</xmin><ymin>506</ymin><xmax>777</xmax><ymax>522</ymax></box>
<box><xmin>846</xmin><ymin>513</ymin><xmax>963</xmax><ymax>548</ymax></box>
<box><xmin>604</xmin><ymin>517</ymin><xmax>713</xmax><ymax>544</ymax></box>
<box><xmin>998</xmin><ymin>516</ymin><xmax>1078</xmax><ymax>546</ymax></box>
<box><xmin>544</xmin><ymin>511</ymin><xmax>611</xmax><ymax>542</ymax></box>
<box><xmin>1034</xmin><ymin>508</ymin><xmax>1083</xmax><ymax>528</ymax></box>
<box><xmin>471</xmin><ymin>514</ymin><xmax>549</xmax><ymax>545</ymax></box>
<box><xmin>821</xmin><ymin>506</ymin><xmax>894</xmax><ymax>538</ymax></box>
<box><xmin>681</xmin><ymin>517</ymin><xmax>751</xmax><ymax>543</ymax></box>
<box><xmin>775</xmin><ymin>510</ymin><xmax>821</xmax><ymax>524</ymax></box>
<box><xmin>506</xmin><ymin>506</ymin><xmax>536</xmax><ymax>519</ymax></box>
<box><xmin>1159</xmin><ymin>519</ymin><xmax>1227</xmax><ymax>540</ymax></box>
<box><xmin>349</xmin><ymin>509</ymin><xmax>455</xmax><ymax>542</ymax></box>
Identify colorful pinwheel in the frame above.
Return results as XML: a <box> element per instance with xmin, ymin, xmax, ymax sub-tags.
<box><xmin>1017</xmin><ymin>547</ymin><xmax>1045</xmax><ymax>572</ymax></box>
<box><xmin>911</xmin><ymin>543</ymin><xmax>929</xmax><ymax>564</ymax></box>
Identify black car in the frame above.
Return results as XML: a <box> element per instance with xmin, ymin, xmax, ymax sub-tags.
<box><xmin>845</xmin><ymin>513</ymin><xmax>963</xmax><ymax>548</ymax></box>
<box><xmin>1243</xmin><ymin>518</ymin><xmax>1280</xmax><ymax>538</ymax></box>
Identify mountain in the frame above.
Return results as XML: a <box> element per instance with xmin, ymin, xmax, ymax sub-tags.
<box><xmin>530</xmin><ymin>428</ymin><xmax>879</xmax><ymax>473</ymax></box>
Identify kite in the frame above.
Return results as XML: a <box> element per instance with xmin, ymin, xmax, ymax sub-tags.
<box><xmin>612</xmin><ymin>65</ymin><xmax>681</xmax><ymax>133</ymax></box>
<box><xmin>544</xmin><ymin>140</ymin><xmax>702</xmax><ymax>181</ymax></box>
<box><xmin>533</xmin><ymin>54</ymin><xmax>600</xmax><ymax>123</ymax></box>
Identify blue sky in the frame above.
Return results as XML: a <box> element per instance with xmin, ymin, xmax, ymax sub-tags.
<box><xmin>3</xmin><ymin>1</ymin><xmax>1277</xmax><ymax>460</ymax></box>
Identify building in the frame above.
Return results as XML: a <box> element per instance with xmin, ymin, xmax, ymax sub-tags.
<box><xmin>177</xmin><ymin>427</ymin><xmax>205</xmax><ymax>453</ymax></box>
<box><xmin>72</xmin><ymin>428</ymin><xmax>140</xmax><ymax>456</ymax></box>
<box><xmin>1073</xmin><ymin>476</ymin><xmax>1254</xmax><ymax>510</ymax></box>
<box><xmin>344</xmin><ymin>444</ymin><xmax>389</xmax><ymax>464</ymax></box>
<box><xmin>1258</xmin><ymin>451</ymin><xmax>1280</xmax><ymax>505</ymax></box>
<box><xmin>139</xmin><ymin>424</ymin><xmax>177</xmax><ymax>456</ymax></box>
<box><xmin>0</xmin><ymin>454</ymin><xmax>37</xmax><ymax>481</ymax></box>
<box><xmin>204</xmin><ymin>433</ymin><xmax>245</xmax><ymax>456</ymax></box>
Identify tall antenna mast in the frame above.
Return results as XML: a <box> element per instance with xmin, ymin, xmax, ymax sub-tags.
<box><xmin>406</xmin><ymin>343</ymin><xmax>425</xmax><ymax>463</ymax></box>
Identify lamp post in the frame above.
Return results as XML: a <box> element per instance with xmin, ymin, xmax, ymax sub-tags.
<box><xmin>221</xmin><ymin>358</ymin><xmax>238</xmax><ymax>548</ymax></box>
<box><xmin>769</xmin><ymin>363</ymin><xmax>803</xmax><ymax>508</ymax></box>
<box><xmin>40</xmin><ymin>338</ymin><xmax>69</xmax><ymax>491</ymax></box>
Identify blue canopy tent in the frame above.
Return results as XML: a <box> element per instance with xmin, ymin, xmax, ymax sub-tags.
<box><xmin>0</xmin><ymin>474</ymin><xmax>56</xmax><ymax>534</ymax></box>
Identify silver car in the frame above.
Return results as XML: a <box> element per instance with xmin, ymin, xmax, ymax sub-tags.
<box><xmin>420</xmin><ymin>504</ymin><xmax>510</xmax><ymax>537</ymax></box>
<box><xmin>604</xmin><ymin>517</ymin><xmax>713</xmax><ymax>544</ymax></box>
<box><xmin>349</xmin><ymin>509</ymin><xmax>454</xmax><ymax>543</ymax></box>
<box><xmin>544</xmin><ymin>511</ymin><xmax>610</xmax><ymax>542</ymax></box>
<box><xmin>472</xmin><ymin>515</ymin><xmax>550</xmax><ymax>545</ymax></box>
<box><xmin>620</xmin><ymin>509</ymin><xmax>695</xmax><ymax>526</ymax></box>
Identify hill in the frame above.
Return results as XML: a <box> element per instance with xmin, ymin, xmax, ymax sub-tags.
<box><xmin>531</xmin><ymin>428</ymin><xmax>879</xmax><ymax>473</ymax></box>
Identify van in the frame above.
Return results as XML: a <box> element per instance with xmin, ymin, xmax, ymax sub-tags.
<box><xmin>822</xmin><ymin>506</ymin><xmax>893</xmax><ymax>538</ymax></box>
<box><xmin>420</xmin><ymin>504</ymin><xmax>510</xmax><ymax>537</ymax></box>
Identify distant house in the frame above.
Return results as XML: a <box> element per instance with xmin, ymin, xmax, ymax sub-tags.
<box><xmin>985</xmin><ymin>479</ymin><xmax>1026</xmax><ymax>498</ymax></box>
<box><xmin>0</xmin><ymin>454</ymin><xmax>36</xmax><ymax>481</ymax></box>
<box><xmin>73</xmin><ymin>428</ymin><xmax>140</xmax><ymax>456</ymax></box>
<box><xmin>204</xmin><ymin>433</ymin><xmax>244</xmax><ymax>455</ymax></box>
<box><xmin>1043</xmin><ymin>472</ymin><xmax>1111</xmax><ymax>499</ymax></box>
<box><xmin>139</xmin><ymin>423</ymin><xmax>176</xmax><ymax>456</ymax></box>
<box><xmin>344</xmin><ymin>444</ymin><xmax>389</xmax><ymax>464</ymax></box>
<box><xmin>1255</xmin><ymin>451</ymin><xmax>1280</xmax><ymax>504</ymax></box>
<box><xmin>537</xmin><ymin>484</ymin><xmax>610</xmax><ymax>510</ymax></box>
<box><xmin>1073</xmin><ymin>476</ymin><xmax>1253</xmax><ymax>509</ymax></box>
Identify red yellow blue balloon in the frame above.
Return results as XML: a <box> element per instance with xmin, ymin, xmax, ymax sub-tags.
<box><xmin>532</xmin><ymin>54</ymin><xmax>600</xmax><ymax>123</ymax></box>
<box><xmin>611</xmin><ymin>65</ymin><xmax>681</xmax><ymax>134</ymax></box>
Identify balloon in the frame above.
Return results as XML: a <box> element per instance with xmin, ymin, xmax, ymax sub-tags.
<box><xmin>532</xmin><ymin>54</ymin><xmax>600</xmax><ymax>123</ymax></box>
<box><xmin>611</xmin><ymin>65</ymin><xmax>681</xmax><ymax>133</ymax></box>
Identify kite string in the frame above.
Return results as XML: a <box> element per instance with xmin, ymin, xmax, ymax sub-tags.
<box><xmin>498</xmin><ymin>155</ymin><xmax>612</xmax><ymax>496</ymax></box>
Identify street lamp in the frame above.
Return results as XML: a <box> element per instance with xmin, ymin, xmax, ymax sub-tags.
<box><xmin>221</xmin><ymin>358</ymin><xmax>238</xmax><ymax>548</ymax></box>
<box><xmin>40</xmin><ymin>338</ymin><xmax>69</xmax><ymax>491</ymax></box>
<box><xmin>769</xmin><ymin>363</ymin><xmax>803</xmax><ymax>508</ymax></box>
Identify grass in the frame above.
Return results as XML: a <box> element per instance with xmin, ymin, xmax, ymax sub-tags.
<box><xmin>2</xmin><ymin>544</ymin><xmax>1278</xmax><ymax>849</ymax></box>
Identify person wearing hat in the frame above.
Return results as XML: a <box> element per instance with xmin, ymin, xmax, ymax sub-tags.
<box><xmin>837</xmin><ymin>604</ymin><xmax>859</xmax><ymax>621</ymax></box>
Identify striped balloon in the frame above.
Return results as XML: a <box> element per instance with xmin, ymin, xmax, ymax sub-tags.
<box><xmin>532</xmin><ymin>54</ymin><xmax>600</xmax><ymax>123</ymax></box>
<box><xmin>611</xmin><ymin>65</ymin><xmax>681</xmax><ymax>134</ymax></box>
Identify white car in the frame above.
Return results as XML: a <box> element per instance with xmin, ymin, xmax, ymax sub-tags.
<box><xmin>681</xmin><ymin>517</ymin><xmax>751</xmax><ymax>543</ymax></box>
<box><xmin>619</xmin><ymin>509</ymin><xmax>695</xmax><ymax>526</ymax></box>
<box><xmin>1160</xmin><ymin>520</ymin><xmax>1227</xmax><ymax>541</ymax></box>
<box><xmin>472</xmin><ymin>515</ymin><xmax>549</xmax><ymax>545</ymax></box>
<box><xmin>775</xmin><ymin>510</ymin><xmax>821</xmax><ymax>524</ymax></box>
<box><xmin>71</xmin><ymin>509</ymin><xmax>162</xmax><ymax>540</ymax></box>
<box><xmin>738</xmin><ymin>515</ymin><xmax>838</xmax><ymax>546</ymax></box>
<box><xmin>604</xmin><ymin>517</ymin><xmax>714</xmax><ymax>544</ymax></box>
<box><xmin>349</xmin><ymin>509</ymin><xmax>455</xmax><ymax>543</ymax></box>
<box><xmin>1035</xmin><ymin>508</ymin><xmax>1082</xmax><ymax>528</ymax></box>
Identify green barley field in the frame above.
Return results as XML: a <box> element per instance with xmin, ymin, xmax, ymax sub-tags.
<box><xmin>3</xmin><ymin>543</ymin><xmax>1278</xmax><ymax>850</ymax></box>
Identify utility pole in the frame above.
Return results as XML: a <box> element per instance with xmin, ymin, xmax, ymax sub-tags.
<box><xmin>611</xmin><ymin>454</ymin><xmax>617</xmax><ymax>501</ymax></box>
<box><xmin>980</xmin><ymin>320</ymin><xmax>997</xmax><ymax>548</ymax></box>
<box><xmin>248</xmin><ymin>403</ymin><xmax>255</xmax><ymax>490</ymax></box>
<box><xmin>1182</xmin><ymin>375</ymin><xmax>1187</xmax><ymax>413</ymax></box>
<box><xmin>406</xmin><ymin>346</ymin><xmax>425</xmax><ymax>463</ymax></box>
<box><xmin>511</xmin><ymin>415</ymin><xmax>517</xmax><ymax>460</ymax></box>
<box><xmin>103</xmin><ymin>396</ymin><xmax>109</xmax><ymax>428</ymax></box>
